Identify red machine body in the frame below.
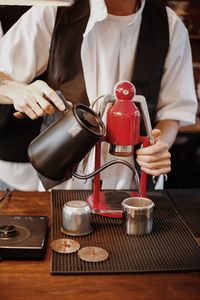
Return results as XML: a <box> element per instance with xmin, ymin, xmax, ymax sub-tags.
<box><xmin>106</xmin><ymin>81</ymin><xmax>140</xmax><ymax>149</ymax></box>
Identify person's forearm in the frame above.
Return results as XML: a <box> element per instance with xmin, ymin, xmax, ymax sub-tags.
<box><xmin>0</xmin><ymin>72</ymin><xmax>15</xmax><ymax>104</ymax></box>
<box><xmin>154</xmin><ymin>119</ymin><xmax>179</xmax><ymax>149</ymax></box>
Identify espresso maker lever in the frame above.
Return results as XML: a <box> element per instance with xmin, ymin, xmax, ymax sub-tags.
<box><xmin>86</xmin><ymin>80</ymin><xmax>154</xmax><ymax>216</ymax></box>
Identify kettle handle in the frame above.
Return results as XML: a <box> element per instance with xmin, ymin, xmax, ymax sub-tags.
<box><xmin>14</xmin><ymin>90</ymin><xmax>73</xmax><ymax>119</ymax></box>
<box><xmin>56</xmin><ymin>90</ymin><xmax>73</xmax><ymax>110</ymax></box>
<box><xmin>133</xmin><ymin>95</ymin><xmax>154</xmax><ymax>145</ymax></box>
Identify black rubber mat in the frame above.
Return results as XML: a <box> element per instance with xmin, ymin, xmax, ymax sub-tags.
<box><xmin>51</xmin><ymin>190</ymin><xmax>200</xmax><ymax>274</ymax></box>
<box><xmin>104</xmin><ymin>190</ymin><xmax>131</xmax><ymax>210</ymax></box>
<box><xmin>166</xmin><ymin>189</ymin><xmax>200</xmax><ymax>236</ymax></box>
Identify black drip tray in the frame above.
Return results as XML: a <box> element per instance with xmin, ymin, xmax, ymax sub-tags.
<box><xmin>166</xmin><ymin>189</ymin><xmax>200</xmax><ymax>236</ymax></box>
<box><xmin>51</xmin><ymin>190</ymin><xmax>200</xmax><ymax>274</ymax></box>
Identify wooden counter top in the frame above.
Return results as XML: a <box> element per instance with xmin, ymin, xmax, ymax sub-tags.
<box><xmin>0</xmin><ymin>191</ymin><xmax>200</xmax><ymax>300</ymax></box>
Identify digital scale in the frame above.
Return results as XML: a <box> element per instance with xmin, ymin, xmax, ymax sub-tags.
<box><xmin>0</xmin><ymin>215</ymin><xmax>48</xmax><ymax>259</ymax></box>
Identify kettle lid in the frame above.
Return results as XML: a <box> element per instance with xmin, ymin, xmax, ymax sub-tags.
<box><xmin>74</xmin><ymin>104</ymin><xmax>106</xmax><ymax>137</ymax></box>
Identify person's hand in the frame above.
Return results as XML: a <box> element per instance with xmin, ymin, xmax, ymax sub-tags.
<box><xmin>9</xmin><ymin>80</ymin><xmax>66</xmax><ymax>119</ymax></box>
<box><xmin>136</xmin><ymin>129</ymin><xmax>171</xmax><ymax>176</ymax></box>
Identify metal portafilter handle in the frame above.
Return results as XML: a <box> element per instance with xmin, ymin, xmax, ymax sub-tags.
<box><xmin>133</xmin><ymin>95</ymin><xmax>154</xmax><ymax>145</ymax></box>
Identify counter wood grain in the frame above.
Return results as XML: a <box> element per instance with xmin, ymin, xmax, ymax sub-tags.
<box><xmin>0</xmin><ymin>191</ymin><xmax>200</xmax><ymax>300</ymax></box>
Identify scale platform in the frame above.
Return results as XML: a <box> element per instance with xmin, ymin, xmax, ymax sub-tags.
<box><xmin>0</xmin><ymin>215</ymin><xmax>48</xmax><ymax>259</ymax></box>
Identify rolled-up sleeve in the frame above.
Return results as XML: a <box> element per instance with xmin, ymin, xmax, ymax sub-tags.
<box><xmin>0</xmin><ymin>6</ymin><xmax>57</xmax><ymax>83</ymax></box>
<box><xmin>156</xmin><ymin>7</ymin><xmax>198</xmax><ymax>126</ymax></box>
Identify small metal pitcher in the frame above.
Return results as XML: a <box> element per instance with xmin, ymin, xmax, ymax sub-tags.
<box><xmin>121</xmin><ymin>197</ymin><xmax>155</xmax><ymax>235</ymax></box>
<box><xmin>62</xmin><ymin>200</ymin><xmax>92</xmax><ymax>236</ymax></box>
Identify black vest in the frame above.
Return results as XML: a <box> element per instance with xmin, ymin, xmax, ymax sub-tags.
<box><xmin>0</xmin><ymin>5</ymin><xmax>41</xmax><ymax>163</ymax></box>
<box><xmin>43</xmin><ymin>0</ymin><xmax>169</xmax><ymax>130</ymax></box>
<box><xmin>0</xmin><ymin>0</ymin><xmax>169</xmax><ymax>162</ymax></box>
<box><xmin>0</xmin><ymin>6</ymin><xmax>31</xmax><ymax>34</ymax></box>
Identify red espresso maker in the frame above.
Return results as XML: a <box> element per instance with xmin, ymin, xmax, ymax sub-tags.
<box><xmin>28</xmin><ymin>80</ymin><xmax>154</xmax><ymax>217</ymax></box>
<box><xmin>86</xmin><ymin>80</ymin><xmax>154</xmax><ymax>216</ymax></box>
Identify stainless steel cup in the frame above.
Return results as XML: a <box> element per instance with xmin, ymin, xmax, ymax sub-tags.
<box><xmin>62</xmin><ymin>200</ymin><xmax>92</xmax><ymax>236</ymax></box>
<box><xmin>121</xmin><ymin>197</ymin><xmax>154</xmax><ymax>235</ymax></box>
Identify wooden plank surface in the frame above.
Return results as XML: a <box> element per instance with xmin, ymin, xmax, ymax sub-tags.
<box><xmin>0</xmin><ymin>191</ymin><xmax>200</xmax><ymax>300</ymax></box>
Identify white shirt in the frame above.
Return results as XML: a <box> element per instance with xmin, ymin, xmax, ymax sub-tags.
<box><xmin>0</xmin><ymin>23</ymin><xmax>3</xmax><ymax>39</ymax></box>
<box><xmin>0</xmin><ymin>0</ymin><xmax>197</xmax><ymax>191</ymax></box>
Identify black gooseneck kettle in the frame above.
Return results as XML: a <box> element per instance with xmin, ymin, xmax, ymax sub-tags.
<box><xmin>28</xmin><ymin>89</ymin><xmax>140</xmax><ymax>191</ymax></box>
<box><xmin>28</xmin><ymin>92</ymin><xmax>106</xmax><ymax>189</ymax></box>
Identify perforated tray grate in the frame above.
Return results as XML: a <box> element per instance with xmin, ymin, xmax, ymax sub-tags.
<box><xmin>51</xmin><ymin>190</ymin><xmax>200</xmax><ymax>274</ymax></box>
<box><xmin>166</xmin><ymin>189</ymin><xmax>200</xmax><ymax>236</ymax></box>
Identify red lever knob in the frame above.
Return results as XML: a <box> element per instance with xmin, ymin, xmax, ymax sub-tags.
<box><xmin>114</xmin><ymin>80</ymin><xmax>136</xmax><ymax>100</ymax></box>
